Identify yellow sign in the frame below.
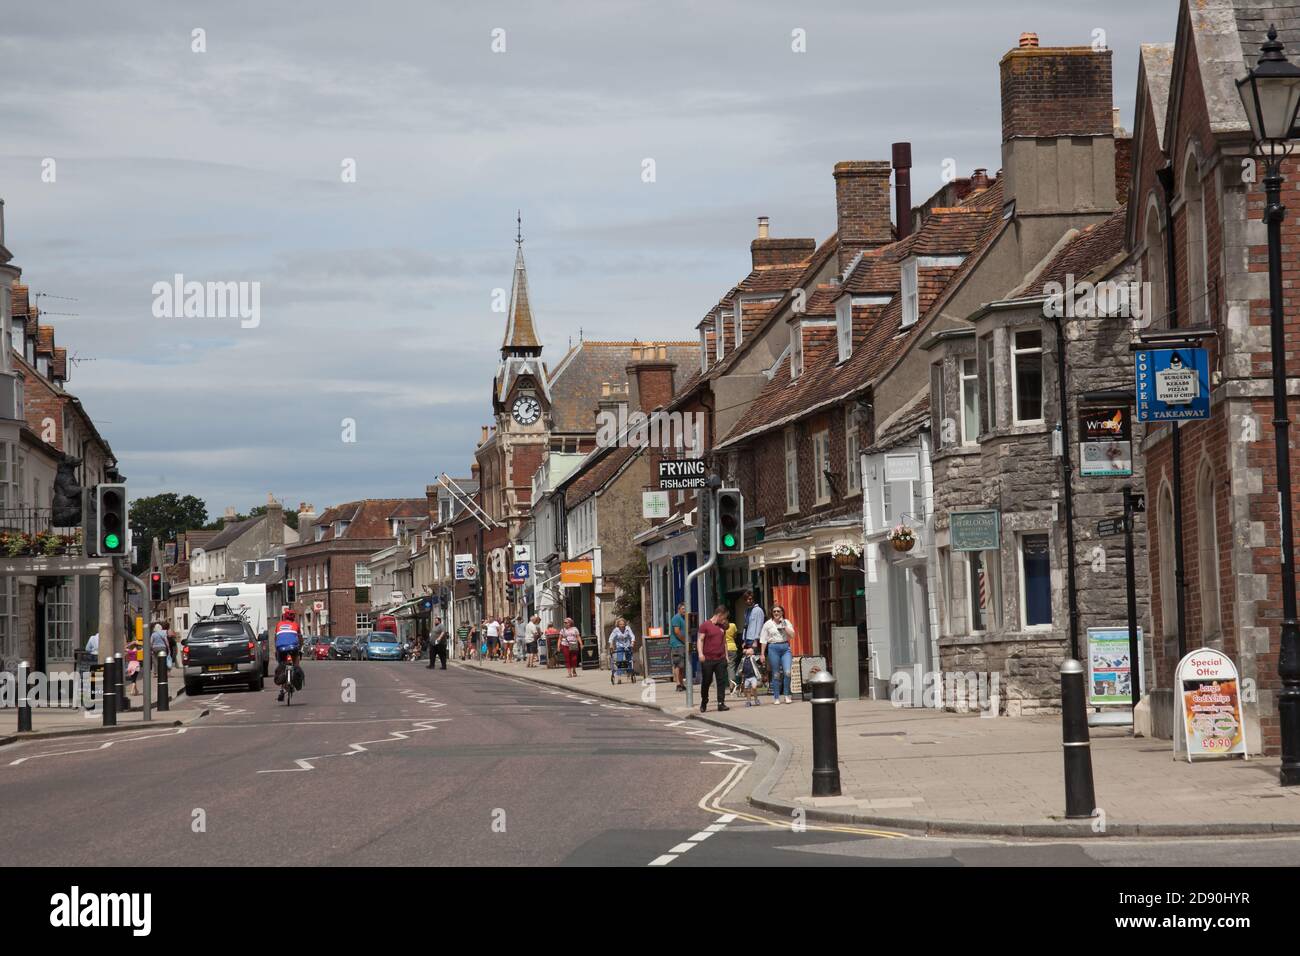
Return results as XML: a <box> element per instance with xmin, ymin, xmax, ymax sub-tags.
<box><xmin>560</xmin><ymin>561</ymin><xmax>593</xmax><ymax>586</ymax></box>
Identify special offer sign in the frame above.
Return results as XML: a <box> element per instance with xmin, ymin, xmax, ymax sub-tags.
<box><xmin>1175</xmin><ymin>647</ymin><xmax>1248</xmax><ymax>762</ymax></box>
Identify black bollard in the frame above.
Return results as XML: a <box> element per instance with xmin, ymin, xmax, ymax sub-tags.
<box><xmin>16</xmin><ymin>660</ymin><xmax>32</xmax><ymax>732</ymax></box>
<box><xmin>1061</xmin><ymin>659</ymin><xmax>1097</xmax><ymax>819</ymax></box>
<box><xmin>809</xmin><ymin>669</ymin><xmax>842</xmax><ymax>797</ymax></box>
<box><xmin>156</xmin><ymin>651</ymin><xmax>170</xmax><ymax>712</ymax></box>
<box><xmin>114</xmin><ymin>652</ymin><xmax>130</xmax><ymax>711</ymax></box>
<box><xmin>102</xmin><ymin>659</ymin><xmax>117</xmax><ymax>727</ymax></box>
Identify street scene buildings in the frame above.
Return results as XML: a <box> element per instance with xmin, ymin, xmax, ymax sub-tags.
<box><xmin>7</xmin><ymin>0</ymin><xmax>1300</xmax><ymax>882</ymax></box>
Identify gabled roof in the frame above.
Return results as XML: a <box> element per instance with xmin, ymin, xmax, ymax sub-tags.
<box><xmin>1030</xmin><ymin>207</ymin><xmax>1129</xmax><ymax>292</ymax></box>
<box><xmin>202</xmin><ymin>517</ymin><xmax>259</xmax><ymax>552</ymax></box>
<box><xmin>299</xmin><ymin>498</ymin><xmax>427</xmax><ymax>546</ymax></box>
<box><xmin>867</xmin><ymin>392</ymin><xmax>930</xmax><ymax>454</ymax></box>
<box><xmin>546</xmin><ymin>340</ymin><xmax>696</xmax><ymax>434</ymax></box>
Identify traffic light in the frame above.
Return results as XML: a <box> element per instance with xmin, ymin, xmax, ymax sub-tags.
<box><xmin>285</xmin><ymin>578</ymin><xmax>297</xmax><ymax>603</ymax></box>
<box><xmin>715</xmin><ymin>488</ymin><xmax>744</xmax><ymax>554</ymax></box>
<box><xmin>149</xmin><ymin>572</ymin><xmax>164</xmax><ymax>602</ymax></box>
<box><xmin>93</xmin><ymin>483</ymin><xmax>128</xmax><ymax>557</ymax></box>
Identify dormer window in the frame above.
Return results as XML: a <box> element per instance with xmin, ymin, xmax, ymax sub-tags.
<box><xmin>835</xmin><ymin>297</ymin><xmax>852</xmax><ymax>363</ymax></box>
<box><xmin>700</xmin><ymin>330</ymin><xmax>708</xmax><ymax>373</ymax></box>
<box><xmin>314</xmin><ymin>525</ymin><xmax>326</xmax><ymax>543</ymax></box>
<box><xmin>901</xmin><ymin>259</ymin><xmax>919</xmax><ymax>328</ymax></box>
<box><xmin>790</xmin><ymin>325</ymin><xmax>803</xmax><ymax>380</ymax></box>
<box><xmin>334</xmin><ymin>520</ymin><xmax>350</xmax><ymax>538</ymax></box>
<box><xmin>716</xmin><ymin>311</ymin><xmax>726</xmax><ymax>361</ymax></box>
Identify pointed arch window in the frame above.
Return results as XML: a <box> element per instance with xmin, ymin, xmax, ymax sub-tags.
<box><xmin>1158</xmin><ymin>485</ymin><xmax>1177</xmax><ymax>640</ymax></box>
<box><xmin>1182</xmin><ymin>149</ymin><xmax>1209</xmax><ymax>325</ymax></box>
<box><xmin>1196</xmin><ymin>462</ymin><xmax>1222</xmax><ymax>641</ymax></box>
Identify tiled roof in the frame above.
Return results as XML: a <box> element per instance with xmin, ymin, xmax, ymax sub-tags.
<box><xmin>1031</xmin><ymin>207</ymin><xmax>1128</xmax><ymax>291</ymax></box>
<box><xmin>546</xmin><ymin>340</ymin><xmax>696</xmax><ymax>433</ymax></box>
<box><xmin>719</xmin><ymin>189</ymin><xmax>1005</xmax><ymax>447</ymax></box>
<box><xmin>53</xmin><ymin>348</ymin><xmax>67</xmax><ymax>380</ymax></box>
<box><xmin>565</xmin><ymin>444</ymin><xmax>638</xmax><ymax>505</ymax></box>
<box><xmin>301</xmin><ymin>498</ymin><xmax>427</xmax><ymax>545</ymax></box>
<box><xmin>867</xmin><ymin>393</ymin><xmax>930</xmax><ymax>454</ymax></box>
<box><xmin>203</xmin><ymin>517</ymin><xmax>259</xmax><ymax>552</ymax></box>
<box><xmin>35</xmin><ymin>325</ymin><xmax>54</xmax><ymax>355</ymax></box>
<box><xmin>736</xmin><ymin>263</ymin><xmax>809</xmax><ymax>295</ymax></box>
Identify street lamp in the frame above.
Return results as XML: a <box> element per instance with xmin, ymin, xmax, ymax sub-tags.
<box><xmin>1237</xmin><ymin>25</ymin><xmax>1300</xmax><ymax>786</ymax></box>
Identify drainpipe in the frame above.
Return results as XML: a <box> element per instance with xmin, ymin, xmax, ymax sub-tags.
<box><xmin>1156</xmin><ymin>163</ymin><xmax>1188</xmax><ymax>667</ymax></box>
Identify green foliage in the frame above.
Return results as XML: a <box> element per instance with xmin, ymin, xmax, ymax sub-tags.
<box><xmin>128</xmin><ymin>493</ymin><xmax>208</xmax><ymax>571</ymax></box>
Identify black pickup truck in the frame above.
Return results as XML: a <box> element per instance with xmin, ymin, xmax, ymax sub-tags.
<box><xmin>182</xmin><ymin>615</ymin><xmax>265</xmax><ymax>695</ymax></box>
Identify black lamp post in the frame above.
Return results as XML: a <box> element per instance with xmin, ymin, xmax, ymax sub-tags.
<box><xmin>1237</xmin><ymin>25</ymin><xmax>1300</xmax><ymax>786</ymax></box>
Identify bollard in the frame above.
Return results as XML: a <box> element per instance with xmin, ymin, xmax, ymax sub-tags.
<box><xmin>809</xmin><ymin>669</ymin><xmax>842</xmax><ymax>797</ymax></box>
<box><xmin>1061</xmin><ymin>659</ymin><xmax>1097</xmax><ymax>819</ymax></box>
<box><xmin>102</xmin><ymin>659</ymin><xmax>117</xmax><ymax>727</ymax></box>
<box><xmin>114</xmin><ymin>652</ymin><xmax>129</xmax><ymax>711</ymax></box>
<box><xmin>16</xmin><ymin>660</ymin><xmax>32</xmax><ymax>733</ymax></box>
<box><xmin>156</xmin><ymin>651</ymin><xmax>170</xmax><ymax>712</ymax></box>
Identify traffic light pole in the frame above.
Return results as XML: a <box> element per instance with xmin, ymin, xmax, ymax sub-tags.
<box><xmin>116</xmin><ymin>559</ymin><xmax>151</xmax><ymax>720</ymax></box>
<box><xmin>683</xmin><ymin>510</ymin><xmax>718</xmax><ymax>711</ymax></box>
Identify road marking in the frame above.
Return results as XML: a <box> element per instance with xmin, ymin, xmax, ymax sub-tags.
<box><xmin>648</xmin><ymin>854</ymin><xmax>676</xmax><ymax>866</ymax></box>
<box><xmin>688</xmin><ymin>831</ymin><xmax>713</xmax><ymax>842</ymax></box>
<box><xmin>668</xmin><ymin>842</ymin><xmax>696</xmax><ymax>853</ymax></box>
<box><xmin>6</xmin><ymin>727</ymin><xmax>188</xmax><ymax>766</ymax></box>
<box><xmin>256</xmin><ymin>717</ymin><xmax>447</xmax><ymax>773</ymax></box>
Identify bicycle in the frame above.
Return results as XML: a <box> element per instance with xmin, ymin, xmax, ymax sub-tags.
<box><xmin>277</xmin><ymin>649</ymin><xmax>301</xmax><ymax>705</ymax></box>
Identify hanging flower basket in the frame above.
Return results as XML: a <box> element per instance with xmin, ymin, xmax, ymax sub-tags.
<box><xmin>888</xmin><ymin>524</ymin><xmax>916</xmax><ymax>552</ymax></box>
<box><xmin>830</xmin><ymin>542</ymin><xmax>862</xmax><ymax>568</ymax></box>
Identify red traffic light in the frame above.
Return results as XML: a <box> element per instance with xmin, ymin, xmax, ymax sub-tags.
<box><xmin>149</xmin><ymin>572</ymin><xmax>164</xmax><ymax>601</ymax></box>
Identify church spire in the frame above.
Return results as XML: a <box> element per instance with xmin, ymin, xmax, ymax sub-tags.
<box><xmin>502</xmin><ymin>213</ymin><xmax>541</xmax><ymax>356</ymax></box>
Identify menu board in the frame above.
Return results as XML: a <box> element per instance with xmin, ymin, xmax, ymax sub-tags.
<box><xmin>643</xmin><ymin>637</ymin><xmax>673</xmax><ymax>681</ymax></box>
<box><xmin>1175</xmin><ymin>647</ymin><xmax>1248</xmax><ymax>761</ymax></box>
<box><xmin>797</xmin><ymin>656</ymin><xmax>827</xmax><ymax>700</ymax></box>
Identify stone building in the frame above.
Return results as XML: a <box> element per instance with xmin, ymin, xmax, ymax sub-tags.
<box><xmin>189</xmin><ymin>499</ymin><xmax>297</xmax><ymax>586</ymax></box>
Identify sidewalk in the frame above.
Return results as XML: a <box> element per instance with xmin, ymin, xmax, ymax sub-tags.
<box><xmin>464</xmin><ymin>657</ymin><xmax>1300</xmax><ymax>837</ymax></box>
<box><xmin>0</xmin><ymin>682</ymin><xmax>206</xmax><ymax>746</ymax></box>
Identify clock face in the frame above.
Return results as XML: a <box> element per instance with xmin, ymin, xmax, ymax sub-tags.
<box><xmin>512</xmin><ymin>395</ymin><xmax>541</xmax><ymax>426</ymax></box>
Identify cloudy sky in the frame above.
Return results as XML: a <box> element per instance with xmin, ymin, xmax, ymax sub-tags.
<box><xmin>0</xmin><ymin>1</ymin><xmax>1176</xmax><ymax>519</ymax></box>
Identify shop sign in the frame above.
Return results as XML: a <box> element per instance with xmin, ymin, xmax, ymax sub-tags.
<box><xmin>560</xmin><ymin>560</ymin><xmax>593</xmax><ymax>586</ymax></box>
<box><xmin>1135</xmin><ymin>348</ymin><xmax>1210</xmax><ymax>422</ymax></box>
<box><xmin>884</xmin><ymin>453</ymin><xmax>920</xmax><ymax>483</ymax></box>
<box><xmin>950</xmin><ymin>510</ymin><xmax>999</xmax><ymax>552</ymax></box>
<box><xmin>1079</xmin><ymin>406</ymin><xmax>1132</xmax><ymax>477</ymax></box>
<box><xmin>1175</xmin><ymin>647</ymin><xmax>1248</xmax><ymax>761</ymax></box>
<box><xmin>642</xmin><ymin>490</ymin><xmax>670</xmax><ymax>519</ymax></box>
<box><xmin>454</xmin><ymin>554</ymin><xmax>476</xmax><ymax>581</ymax></box>
<box><xmin>658</xmin><ymin>458</ymin><xmax>706</xmax><ymax>489</ymax></box>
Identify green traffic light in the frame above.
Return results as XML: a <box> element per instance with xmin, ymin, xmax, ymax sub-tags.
<box><xmin>104</xmin><ymin>533</ymin><xmax>120</xmax><ymax>551</ymax></box>
<box><xmin>723</xmin><ymin>533</ymin><xmax>737</xmax><ymax>548</ymax></box>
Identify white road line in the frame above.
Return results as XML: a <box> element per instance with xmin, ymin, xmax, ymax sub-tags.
<box><xmin>688</xmin><ymin>831</ymin><xmax>713</xmax><ymax>842</ymax></box>
<box><xmin>668</xmin><ymin>842</ymin><xmax>696</xmax><ymax>854</ymax></box>
<box><xmin>7</xmin><ymin>727</ymin><xmax>188</xmax><ymax>767</ymax></box>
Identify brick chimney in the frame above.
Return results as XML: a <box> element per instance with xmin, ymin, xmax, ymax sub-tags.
<box><xmin>627</xmin><ymin>344</ymin><xmax>676</xmax><ymax>413</ymax></box>
<box><xmin>750</xmin><ymin>217</ymin><xmax>816</xmax><ymax>270</ymax></box>
<box><xmin>266</xmin><ymin>495</ymin><xmax>285</xmax><ymax>547</ymax></box>
<box><xmin>998</xmin><ymin>33</ymin><xmax>1116</xmax><ymax>239</ymax></box>
<box><xmin>296</xmin><ymin>503</ymin><xmax>316</xmax><ymax>546</ymax></box>
<box><xmin>426</xmin><ymin>484</ymin><xmax>439</xmax><ymax>520</ymax></box>
<box><xmin>833</xmin><ymin>160</ymin><xmax>893</xmax><ymax>272</ymax></box>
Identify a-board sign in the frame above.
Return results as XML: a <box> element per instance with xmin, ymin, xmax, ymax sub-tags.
<box><xmin>643</xmin><ymin>636</ymin><xmax>672</xmax><ymax>681</ymax></box>
<box><xmin>658</xmin><ymin>458</ymin><xmax>706</xmax><ymax>489</ymax></box>
<box><xmin>1086</xmin><ymin>626</ymin><xmax>1143</xmax><ymax>707</ymax></box>
<box><xmin>1175</xmin><ymin>647</ymin><xmax>1248</xmax><ymax>761</ymax></box>
<box><xmin>797</xmin><ymin>655</ymin><xmax>827</xmax><ymax>700</ymax></box>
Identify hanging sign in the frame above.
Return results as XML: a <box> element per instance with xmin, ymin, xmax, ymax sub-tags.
<box><xmin>1079</xmin><ymin>406</ymin><xmax>1132</xmax><ymax>477</ymax></box>
<box><xmin>1135</xmin><ymin>348</ymin><xmax>1211</xmax><ymax>422</ymax></box>
<box><xmin>1175</xmin><ymin>647</ymin><xmax>1248</xmax><ymax>761</ymax></box>
<box><xmin>642</xmin><ymin>490</ymin><xmax>670</xmax><ymax>519</ymax></box>
<box><xmin>950</xmin><ymin>510</ymin><xmax>1000</xmax><ymax>552</ymax></box>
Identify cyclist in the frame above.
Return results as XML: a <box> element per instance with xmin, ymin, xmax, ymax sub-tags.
<box><xmin>274</xmin><ymin>609</ymin><xmax>303</xmax><ymax>702</ymax></box>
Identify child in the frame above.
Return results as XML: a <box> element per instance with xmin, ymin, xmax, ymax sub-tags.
<box><xmin>740</xmin><ymin>645</ymin><xmax>761</xmax><ymax>706</ymax></box>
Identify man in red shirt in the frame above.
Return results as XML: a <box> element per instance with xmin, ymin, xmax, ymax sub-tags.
<box><xmin>696</xmin><ymin>606</ymin><xmax>731</xmax><ymax>713</ymax></box>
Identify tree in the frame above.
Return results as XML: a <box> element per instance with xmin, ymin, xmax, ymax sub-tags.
<box><xmin>128</xmin><ymin>493</ymin><xmax>208</xmax><ymax>570</ymax></box>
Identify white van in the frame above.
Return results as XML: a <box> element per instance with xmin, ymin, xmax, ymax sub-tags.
<box><xmin>188</xmin><ymin>583</ymin><xmax>271</xmax><ymax>677</ymax></box>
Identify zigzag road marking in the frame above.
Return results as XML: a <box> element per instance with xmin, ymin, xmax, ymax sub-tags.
<box><xmin>257</xmin><ymin>718</ymin><xmax>448</xmax><ymax>774</ymax></box>
<box><xmin>7</xmin><ymin>727</ymin><xmax>189</xmax><ymax>767</ymax></box>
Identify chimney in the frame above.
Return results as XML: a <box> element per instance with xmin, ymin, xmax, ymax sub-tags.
<box><xmin>891</xmin><ymin>143</ymin><xmax>913</xmax><ymax>240</ymax></box>
<box><xmin>470</xmin><ymin>461</ymin><xmax>480</xmax><ymax>480</ymax></box>
<box><xmin>750</xmin><ymin>218</ymin><xmax>816</xmax><ymax>270</ymax></box>
<box><xmin>595</xmin><ymin>381</ymin><xmax>629</xmax><ymax>428</ymax></box>
<box><xmin>426</xmin><ymin>484</ymin><xmax>439</xmax><ymax>520</ymax></box>
<box><xmin>970</xmin><ymin>168</ymin><xmax>991</xmax><ymax>189</ymax></box>
<box><xmin>627</xmin><ymin>345</ymin><xmax>676</xmax><ymax>414</ymax></box>
<box><xmin>479</xmin><ymin>425</ymin><xmax>489</xmax><ymax>446</ymax></box>
<box><xmin>999</xmin><ymin>34</ymin><xmax>1115</xmax><ymax>221</ymax></box>
<box><xmin>223</xmin><ymin>505</ymin><xmax>238</xmax><ymax>527</ymax></box>
<box><xmin>266</xmin><ymin>495</ymin><xmax>284</xmax><ymax>546</ymax></box>
<box><xmin>296</xmin><ymin>503</ymin><xmax>316</xmax><ymax>547</ymax></box>
<box><xmin>833</xmin><ymin>160</ymin><xmax>893</xmax><ymax>272</ymax></box>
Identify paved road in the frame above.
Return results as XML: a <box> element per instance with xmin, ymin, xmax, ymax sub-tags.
<box><xmin>2</xmin><ymin>659</ymin><xmax>1297</xmax><ymax>867</ymax></box>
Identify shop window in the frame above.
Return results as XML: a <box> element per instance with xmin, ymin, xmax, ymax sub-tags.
<box><xmin>1019</xmin><ymin>533</ymin><xmax>1052</xmax><ymax>628</ymax></box>
<box><xmin>967</xmin><ymin>549</ymin><xmax>1001</xmax><ymax>633</ymax></box>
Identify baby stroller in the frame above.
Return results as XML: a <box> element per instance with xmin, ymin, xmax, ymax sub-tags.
<box><xmin>610</xmin><ymin>638</ymin><xmax>635</xmax><ymax>684</ymax></box>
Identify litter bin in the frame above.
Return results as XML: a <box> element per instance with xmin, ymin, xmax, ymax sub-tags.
<box><xmin>580</xmin><ymin>636</ymin><xmax>600</xmax><ymax>670</ymax></box>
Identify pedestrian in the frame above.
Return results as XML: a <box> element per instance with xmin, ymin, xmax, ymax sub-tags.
<box><xmin>543</xmin><ymin>622</ymin><xmax>559</xmax><ymax>667</ymax></box>
<box><xmin>696</xmin><ymin>605</ymin><xmax>730</xmax><ymax>713</ymax></box>
<box><xmin>486</xmin><ymin>617</ymin><xmax>501</xmax><ymax>660</ymax></box>
<box><xmin>428</xmin><ymin>616</ymin><xmax>449</xmax><ymax>670</ymax></box>
<box><xmin>125</xmin><ymin>639</ymin><xmax>142</xmax><ymax>695</ymax></box>
<box><xmin>149</xmin><ymin>622</ymin><xmax>169</xmax><ymax>671</ymax></box>
<box><xmin>740</xmin><ymin>645</ymin><xmax>762</xmax><ymax>706</ymax></box>
<box><xmin>501</xmin><ymin>617</ymin><xmax>514</xmax><ymax>663</ymax></box>
<box><xmin>762</xmin><ymin>604</ymin><xmax>796</xmax><ymax>704</ymax></box>
<box><xmin>85</xmin><ymin>631</ymin><xmax>100</xmax><ymax>663</ymax></box>
<box><xmin>525</xmin><ymin>615</ymin><xmax>541</xmax><ymax>667</ymax></box>
<box><xmin>742</xmin><ymin>589</ymin><xmax>764</xmax><ymax>659</ymax></box>
<box><xmin>724</xmin><ymin>616</ymin><xmax>739</xmax><ymax>694</ymax></box>
<box><xmin>166</xmin><ymin>627</ymin><xmax>179</xmax><ymax>667</ymax></box>
<box><xmin>669</xmin><ymin>602</ymin><xmax>688</xmax><ymax>692</ymax></box>
<box><xmin>559</xmin><ymin>617</ymin><xmax>582</xmax><ymax>677</ymax></box>
<box><xmin>608</xmin><ymin>617</ymin><xmax>635</xmax><ymax>681</ymax></box>
<box><xmin>465</xmin><ymin>622</ymin><xmax>480</xmax><ymax>661</ymax></box>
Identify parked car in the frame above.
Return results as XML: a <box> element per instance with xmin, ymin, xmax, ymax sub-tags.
<box><xmin>182</xmin><ymin>614</ymin><xmax>264</xmax><ymax>695</ymax></box>
<box><xmin>312</xmin><ymin>636</ymin><xmax>334</xmax><ymax>660</ymax></box>
<box><xmin>364</xmin><ymin>631</ymin><xmax>402</xmax><ymax>661</ymax></box>
<box><xmin>330</xmin><ymin>636</ymin><xmax>357</xmax><ymax>660</ymax></box>
<box><xmin>351</xmin><ymin>636</ymin><xmax>370</xmax><ymax>660</ymax></box>
<box><xmin>257</xmin><ymin>630</ymin><xmax>270</xmax><ymax>677</ymax></box>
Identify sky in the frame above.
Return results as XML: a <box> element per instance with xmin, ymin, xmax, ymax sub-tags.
<box><xmin>0</xmin><ymin>0</ymin><xmax>1177</xmax><ymax>519</ymax></box>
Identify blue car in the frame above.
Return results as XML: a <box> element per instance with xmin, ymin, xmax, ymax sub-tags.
<box><xmin>364</xmin><ymin>631</ymin><xmax>402</xmax><ymax>661</ymax></box>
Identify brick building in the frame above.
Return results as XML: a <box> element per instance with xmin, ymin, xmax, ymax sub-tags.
<box><xmin>1129</xmin><ymin>0</ymin><xmax>1300</xmax><ymax>754</ymax></box>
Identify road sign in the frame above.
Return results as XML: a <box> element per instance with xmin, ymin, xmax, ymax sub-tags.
<box><xmin>313</xmin><ymin>600</ymin><xmax>324</xmax><ymax>612</ymax></box>
<box><xmin>1096</xmin><ymin>517</ymin><xmax>1128</xmax><ymax>537</ymax></box>
<box><xmin>1135</xmin><ymin>348</ymin><xmax>1210</xmax><ymax>422</ymax></box>
<box><xmin>658</xmin><ymin>458</ymin><xmax>706</xmax><ymax>489</ymax></box>
<box><xmin>512</xmin><ymin>562</ymin><xmax>530</xmax><ymax>581</ymax></box>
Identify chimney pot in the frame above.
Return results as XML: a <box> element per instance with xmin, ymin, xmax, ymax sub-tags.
<box><xmin>1019</xmin><ymin>32</ymin><xmax>1039</xmax><ymax>48</ymax></box>
<box><xmin>757</xmin><ymin>216</ymin><xmax>770</xmax><ymax>239</ymax></box>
